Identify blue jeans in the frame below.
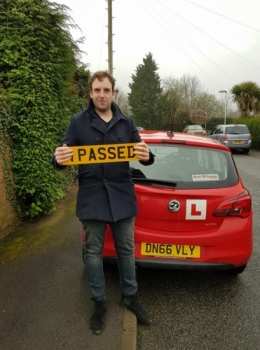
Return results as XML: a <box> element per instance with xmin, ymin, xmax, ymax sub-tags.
<box><xmin>81</xmin><ymin>216</ymin><xmax>138</xmax><ymax>301</ymax></box>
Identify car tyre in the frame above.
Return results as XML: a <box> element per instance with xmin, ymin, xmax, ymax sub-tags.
<box><xmin>243</xmin><ymin>149</ymin><xmax>250</xmax><ymax>154</ymax></box>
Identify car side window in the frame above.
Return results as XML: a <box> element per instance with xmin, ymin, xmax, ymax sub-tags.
<box><xmin>215</xmin><ymin>127</ymin><xmax>222</xmax><ymax>134</ymax></box>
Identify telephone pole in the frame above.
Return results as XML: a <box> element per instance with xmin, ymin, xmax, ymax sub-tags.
<box><xmin>107</xmin><ymin>0</ymin><xmax>113</xmax><ymax>75</ymax></box>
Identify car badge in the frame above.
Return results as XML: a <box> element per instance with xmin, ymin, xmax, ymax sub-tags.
<box><xmin>168</xmin><ymin>200</ymin><xmax>180</xmax><ymax>212</ymax></box>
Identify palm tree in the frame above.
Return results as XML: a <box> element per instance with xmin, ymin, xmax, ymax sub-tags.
<box><xmin>231</xmin><ymin>82</ymin><xmax>260</xmax><ymax>116</ymax></box>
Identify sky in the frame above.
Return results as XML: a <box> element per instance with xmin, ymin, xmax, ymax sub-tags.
<box><xmin>52</xmin><ymin>0</ymin><xmax>260</xmax><ymax>103</ymax></box>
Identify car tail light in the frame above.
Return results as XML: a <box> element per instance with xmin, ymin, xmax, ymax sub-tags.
<box><xmin>249</xmin><ymin>134</ymin><xmax>252</xmax><ymax>140</ymax></box>
<box><xmin>222</xmin><ymin>134</ymin><xmax>228</xmax><ymax>141</ymax></box>
<box><xmin>213</xmin><ymin>190</ymin><xmax>251</xmax><ymax>218</ymax></box>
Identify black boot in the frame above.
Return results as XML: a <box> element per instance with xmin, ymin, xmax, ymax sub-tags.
<box><xmin>90</xmin><ymin>300</ymin><xmax>106</xmax><ymax>335</ymax></box>
<box><xmin>120</xmin><ymin>295</ymin><xmax>152</xmax><ymax>325</ymax></box>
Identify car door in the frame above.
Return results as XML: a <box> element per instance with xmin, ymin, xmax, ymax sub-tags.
<box><xmin>210</xmin><ymin>126</ymin><xmax>223</xmax><ymax>142</ymax></box>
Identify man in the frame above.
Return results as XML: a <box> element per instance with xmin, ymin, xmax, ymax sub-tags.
<box><xmin>52</xmin><ymin>71</ymin><xmax>154</xmax><ymax>335</ymax></box>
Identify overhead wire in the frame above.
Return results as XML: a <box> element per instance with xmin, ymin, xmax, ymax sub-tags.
<box><xmin>140</xmin><ymin>0</ymin><xmax>222</xmax><ymax>89</ymax></box>
<box><xmin>155</xmin><ymin>0</ymin><xmax>260</xmax><ymax>70</ymax></box>
<box><xmin>72</xmin><ymin>0</ymin><xmax>92</xmax><ymax>21</ymax></box>
<box><xmin>54</xmin><ymin>0</ymin><xmax>259</xmax><ymax>90</ymax></box>
<box><xmin>142</xmin><ymin>0</ymin><xmax>237</xmax><ymax>83</ymax></box>
<box><xmin>185</xmin><ymin>0</ymin><xmax>260</xmax><ymax>32</ymax></box>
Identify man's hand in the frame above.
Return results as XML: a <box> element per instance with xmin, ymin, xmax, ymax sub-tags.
<box><xmin>134</xmin><ymin>141</ymin><xmax>150</xmax><ymax>162</ymax></box>
<box><xmin>54</xmin><ymin>144</ymin><xmax>73</xmax><ymax>165</ymax></box>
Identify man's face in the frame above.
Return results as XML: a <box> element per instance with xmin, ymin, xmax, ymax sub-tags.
<box><xmin>90</xmin><ymin>77</ymin><xmax>115</xmax><ymax>113</ymax></box>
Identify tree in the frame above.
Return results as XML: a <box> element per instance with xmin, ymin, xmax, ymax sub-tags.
<box><xmin>160</xmin><ymin>84</ymin><xmax>183</xmax><ymax>131</ymax></box>
<box><xmin>0</xmin><ymin>0</ymin><xmax>83</xmax><ymax>217</ymax></box>
<box><xmin>114</xmin><ymin>88</ymin><xmax>131</xmax><ymax>116</ymax></box>
<box><xmin>231</xmin><ymin>81</ymin><xmax>260</xmax><ymax>117</ymax></box>
<box><xmin>178</xmin><ymin>74</ymin><xmax>203</xmax><ymax>111</ymax></box>
<box><xmin>162</xmin><ymin>75</ymin><xmax>223</xmax><ymax>131</ymax></box>
<box><xmin>128</xmin><ymin>53</ymin><xmax>164</xmax><ymax>129</ymax></box>
<box><xmin>196</xmin><ymin>92</ymin><xmax>225</xmax><ymax>119</ymax></box>
<box><xmin>69</xmin><ymin>64</ymin><xmax>91</xmax><ymax>112</ymax></box>
<box><xmin>189</xmin><ymin>109</ymin><xmax>211</xmax><ymax>125</ymax></box>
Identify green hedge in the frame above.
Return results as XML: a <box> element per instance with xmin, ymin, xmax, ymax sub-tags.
<box><xmin>0</xmin><ymin>1</ymin><xmax>85</xmax><ymax>218</ymax></box>
<box><xmin>236</xmin><ymin>116</ymin><xmax>260</xmax><ymax>150</ymax></box>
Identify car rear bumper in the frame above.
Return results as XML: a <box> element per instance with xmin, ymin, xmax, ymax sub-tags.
<box><xmin>102</xmin><ymin>214</ymin><xmax>253</xmax><ymax>270</ymax></box>
<box><xmin>223</xmin><ymin>141</ymin><xmax>251</xmax><ymax>150</ymax></box>
<box><xmin>103</xmin><ymin>257</ymin><xmax>237</xmax><ymax>270</ymax></box>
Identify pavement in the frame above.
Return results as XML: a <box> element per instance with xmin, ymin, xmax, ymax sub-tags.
<box><xmin>248</xmin><ymin>148</ymin><xmax>260</xmax><ymax>158</ymax></box>
<box><xmin>121</xmin><ymin>309</ymin><xmax>137</xmax><ymax>350</ymax></box>
<box><xmin>0</xmin><ymin>183</ymin><xmax>137</xmax><ymax>350</ymax></box>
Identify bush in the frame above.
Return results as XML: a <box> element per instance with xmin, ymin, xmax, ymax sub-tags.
<box><xmin>237</xmin><ymin>116</ymin><xmax>260</xmax><ymax>150</ymax></box>
<box><xmin>0</xmin><ymin>1</ymin><xmax>84</xmax><ymax>218</ymax></box>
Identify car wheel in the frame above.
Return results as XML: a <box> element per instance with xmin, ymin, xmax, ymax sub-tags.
<box><xmin>221</xmin><ymin>264</ymin><xmax>247</xmax><ymax>276</ymax></box>
<box><xmin>243</xmin><ymin>149</ymin><xmax>250</xmax><ymax>154</ymax></box>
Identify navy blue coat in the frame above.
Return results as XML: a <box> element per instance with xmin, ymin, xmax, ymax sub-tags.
<box><xmin>52</xmin><ymin>99</ymin><xmax>154</xmax><ymax>222</ymax></box>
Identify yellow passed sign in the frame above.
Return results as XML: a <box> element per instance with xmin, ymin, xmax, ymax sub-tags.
<box><xmin>62</xmin><ymin>143</ymin><xmax>139</xmax><ymax>165</ymax></box>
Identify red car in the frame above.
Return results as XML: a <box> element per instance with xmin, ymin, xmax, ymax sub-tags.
<box><xmin>84</xmin><ymin>130</ymin><xmax>253</xmax><ymax>275</ymax></box>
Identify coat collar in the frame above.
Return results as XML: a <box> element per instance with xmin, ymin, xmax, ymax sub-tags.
<box><xmin>87</xmin><ymin>99</ymin><xmax>127</xmax><ymax>134</ymax></box>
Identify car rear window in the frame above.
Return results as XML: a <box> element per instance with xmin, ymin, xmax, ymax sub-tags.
<box><xmin>130</xmin><ymin>144</ymin><xmax>238</xmax><ymax>189</ymax></box>
<box><xmin>190</xmin><ymin>125</ymin><xmax>203</xmax><ymax>130</ymax></box>
<box><xmin>225</xmin><ymin>126</ymin><xmax>249</xmax><ymax>134</ymax></box>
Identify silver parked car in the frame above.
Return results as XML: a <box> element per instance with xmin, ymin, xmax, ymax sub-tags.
<box><xmin>209</xmin><ymin>124</ymin><xmax>252</xmax><ymax>154</ymax></box>
<box><xmin>183</xmin><ymin>125</ymin><xmax>207</xmax><ymax>136</ymax></box>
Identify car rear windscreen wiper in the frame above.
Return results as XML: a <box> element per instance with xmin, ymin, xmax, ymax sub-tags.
<box><xmin>132</xmin><ymin>178</ymin><xmax>177</xmax><ymax>187</ymax></box>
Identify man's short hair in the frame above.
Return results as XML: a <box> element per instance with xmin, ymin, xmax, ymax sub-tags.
<box><xmin>89</xmin><ymin>71</ymin><xmax>116</xmax><ymax>91</ymax></box>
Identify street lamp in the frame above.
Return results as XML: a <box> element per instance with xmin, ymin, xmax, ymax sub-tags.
<box><xmin>219</xmin><ymin>90</ymin><xmax>227</xmax><ymax>125</ymax></box>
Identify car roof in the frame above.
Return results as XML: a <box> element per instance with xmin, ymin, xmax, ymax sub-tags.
<box><xmin>215</xmin><ymin>124</ymin><xmax>248</xmax><ymax>127</ymax></box>
<box><xmin>139</xmin><ymin>130</ymin><xmax>230</xmax><ymax>152</ymax></box>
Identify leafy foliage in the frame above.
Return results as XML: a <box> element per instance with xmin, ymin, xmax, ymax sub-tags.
<box><xmin>0</xmin><ymin>0</ymin><xmax>88</xmax><ymax>218</ymax></box>
<box><xmin>189</xmin><ymin>109</ymin><xmax>211</xmax><ymax>125</ymax></box>
<box><xmin>69</xmin><ymin>64</ymin><xmax>91</xmax><ymax>112</ymax></box>
<box><xmin>0</xmin><ymin>88</ymin><xmax>18</xmax><ymax>211</ymax></box>
<box><xmin>231</xmin><ymin>81</ymin><xmax>260</xmax><ymax>117</ymax></box>
<box><xmin>114</xmin><ymin>88</ymin><xmax>131</xmax><ymax>116</ymax></box>
<box><xmin>162</xmin><ymin>75</ymin><xmax>223</xmax><ymax>131</ymax></box>
<box><xmin>128</xmin><ymin>53</ymin><xmax>165</xmax><ymax>129</ymax></box>
<box><xmin>236</xmin><ymin>116</ymin><xmax>260</xmax><ymax>149</ymax></box>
